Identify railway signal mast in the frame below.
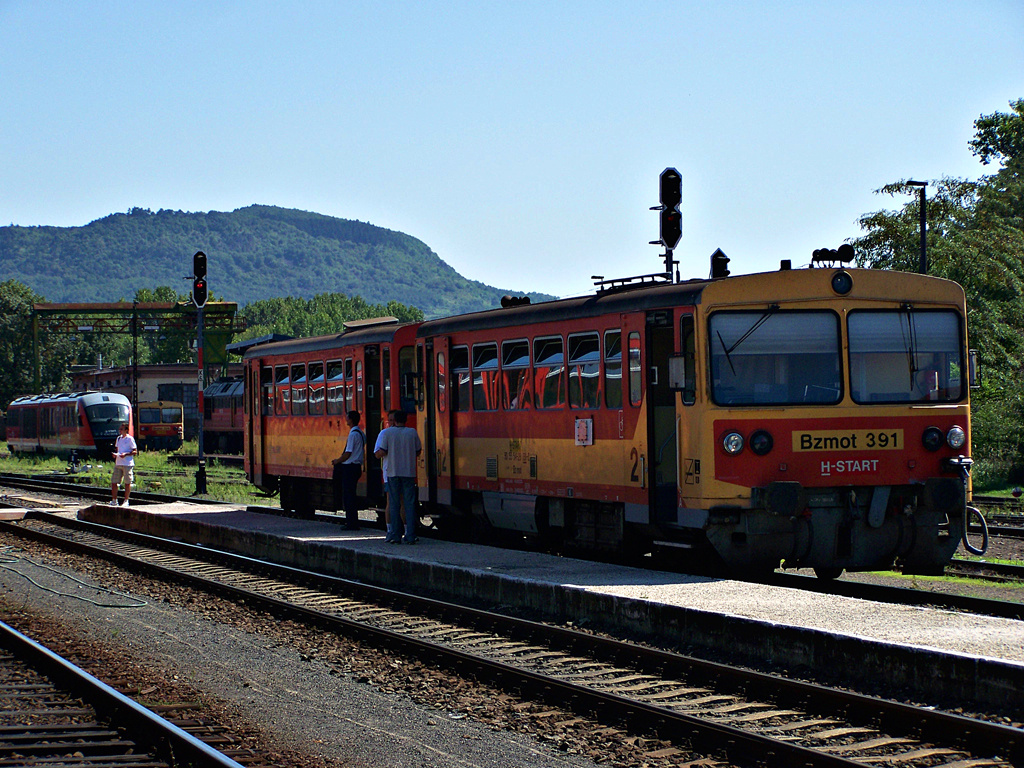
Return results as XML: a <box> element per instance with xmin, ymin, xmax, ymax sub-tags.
<box><xmin>192</xmin><ymin>251</ymin><xmax>208</xmax><ymax>494</ymax></box>
<box><xmin>651</xmin><ymin>167</ymin><xmax>682</xmax><ymax>280</ymax></box>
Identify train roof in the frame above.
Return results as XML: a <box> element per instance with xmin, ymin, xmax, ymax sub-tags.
<box><xmin>205</xmin><ymin>378</ymin><xmax>244</xmax><ymax>397</ymax></box>
<box><xmin>242</xmin><ymin>318</ymin><xmax>417</xmax><ymax>360</ymax></box>
<box><xmin>418</xmin><ymin>278</ymin><xmax>710</xmax><ymax>336</ymax></box>
<box><xmin>9</xmin><ymin>391</ymin><xmax>132</xmax><ymax>408</ymax></box>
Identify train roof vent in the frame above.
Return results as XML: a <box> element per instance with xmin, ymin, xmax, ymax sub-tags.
<box><xmin>342</xmin><ymin>316</ymin><xmax>400</xmax><ymax>332</ymax></box>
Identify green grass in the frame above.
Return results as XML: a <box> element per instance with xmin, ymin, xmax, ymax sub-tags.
<box><xmin>865</xmin><ymin>568</ymin><xmax>1024</xmax><ymax>590</ymax></box>
<box><xmin>0</xmin><ymin>441</ymin><xmax>278</xmax><ymax>508</ymax></box>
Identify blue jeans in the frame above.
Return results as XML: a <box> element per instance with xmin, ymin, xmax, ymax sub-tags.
<box><xmin>387</xmin><ymin>476</ymin><xmax>417</xmax><ymax>542</ymax></box>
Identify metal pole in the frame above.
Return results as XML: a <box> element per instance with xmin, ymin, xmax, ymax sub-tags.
<box><xmin>908</xmin><ymin>181</ymin><xmax>927</xmax><ymax>274</ymax></box>
<box><xmin>132</xmin><ymin>302</ymin><xmax>139</xmax><ymax>436</ymax></box>
<box><xmin>196</xmin><ymin>305</ymin><xmax>207</xmax><ymax>494</ymax></box>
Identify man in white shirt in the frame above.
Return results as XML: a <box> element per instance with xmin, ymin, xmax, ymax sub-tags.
<box><xmin>374</xmin><ymin>409</ymin><xmax>421</xmax><ymax>544</ymax></box>
<box><xmin>332</xmin><ymin>410</ymin><xmax>365</xmax><ymax>529</ymax></box>
<box><xmin>110</xmin><ymin>422</ymin><xmax>138</xmax><ymax>507</ymax></box>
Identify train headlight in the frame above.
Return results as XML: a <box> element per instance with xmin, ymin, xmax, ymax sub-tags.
<box><xmin>831</xmin><ymin>270</ymin><xmax>853</xmax><ymax>295</ymax></box>
<box><xmin>750</xmin><ymin>429</ymin><xmax>774</xmax><ymax>456</ymax></box>
<box><xmin>922</xmin><ymin>426</ymin><xmax>944</xmax><ymax>452</ymax></box>
<box><xmin>723</xmin><ymin>431</ymin><xmax>744</xmax><ymax>455</ymax></box>
<box><xmin>946</xmin><ymin>426</ymin><xmax>966</xmax><ymax>450</ymax></box>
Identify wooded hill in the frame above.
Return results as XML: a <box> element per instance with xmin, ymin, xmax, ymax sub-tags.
<box><xmin>0</xmin><ymin>205</ymin><xmax>552</xmax><ymax>318</ymax></box>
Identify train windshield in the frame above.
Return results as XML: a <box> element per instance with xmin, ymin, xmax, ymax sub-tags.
<box><xmin>848</xmin><ymin>309</ymin><xmax>963</xmax><ymax>403</ymax></box>
<box><xmin>139</xmin><ymin>408</ymin><xmax>161</xmax><ymax>424</ymax></box>
<box><xmin>709</xmin><ymin>310</ymin><xmax>841</xmax><ymax>405</ymax></box>
<box><xmin>86</xmin><ymin>403</ymin><xmax>130</xmax><ymax>423</ymax></box>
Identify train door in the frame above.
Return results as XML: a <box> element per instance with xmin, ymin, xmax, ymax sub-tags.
<box><xmin>363</xmin><ymin>345</ymin><xmax>382</xmax><ymax>499</ymax></box>
<box><xmin>640</xmin><ymin>311</ymin><xmax>678</xmax><ymax>525</ymax></box>
<box><xmin>247</xmin><ymin>360</ymin><xmax>264</xmax><ymax>485</ymax></box>
<box><xmin>423</xmin><ymin>336</ymin><xmax>452</xmax><ymax>507</ymax></box>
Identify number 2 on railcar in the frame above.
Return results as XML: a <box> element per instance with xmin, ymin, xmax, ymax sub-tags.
<box><xmin>413</xmin><ymin>262</ymin><xmax>975</xmax><ymax>577</ymax></box>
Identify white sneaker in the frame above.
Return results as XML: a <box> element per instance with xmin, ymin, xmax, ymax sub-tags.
<box><xmin>121</xmin><ymin>501</ymin><xmax>129</xmax><ymax>508</ymax></box>
<box><xmin>109</xmin><ymin>500</ymin><xmax>118</xmax><ymax>506</ymax></box>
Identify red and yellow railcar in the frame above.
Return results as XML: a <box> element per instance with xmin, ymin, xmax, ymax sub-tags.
<box><xmin>413</xmin><ymin>266</ymin><xmax>974</xmax><ymax>576</ymax></box>
<box><xmin>137</xmin><ymin>401</ymin><xmax>184</xmax><ymax>451</ymax></box>
<box><xmin>243</xmin><ymin>318</ymin><xmax>420</xmax><ymax>515</ymax></box>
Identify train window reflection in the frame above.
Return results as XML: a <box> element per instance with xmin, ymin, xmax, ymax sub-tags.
<box><xmin>568</xmin><ymin>333</ymin><xmax>600</xmax><ymax>409</ymax></box>
<box><xmin>472</xmin><ymin>343</ymin><xmax>499</xmax><ymax>411</ymax></box>
<box><xmin>326</xmin><ymin>360</ymin><xmax>345</xmax><ymax>415</ymax></box>
<box><xmin>534</xmin><ymin>337</ymin><xmax>565</xmax><ymax>409</ymax></box>
<box><xmin>709</xmin><ymin>311</ymin><xmax>840</xmax><ymax>405</ymax></box>
<box><xmin>308</xmin><ymin>362</ymin><xmax>325</xmax><ymax>415</ymax></box>
<box><xmin>502</xmin><ymin>339</ymin><xmax>530</xmax><ymax>409</ymax></box>
<box><xmin>604</xmin><ymin>331</ymin><xmax>622</xmax><ymax>409</ymax></box>
<box><xmin>451</xmin><ymin>347</ymin><xmax>470</xmax><ymax>412</ymax></box>
<box><xmin>849</xmin><ymin>310</ymin><xmax>963</xmax><ymax>403</ymax></box>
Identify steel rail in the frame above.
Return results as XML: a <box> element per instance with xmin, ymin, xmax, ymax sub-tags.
<box><xmin>3</xmin><ymin>471</ymin><xmax>1021</xmax><ymax>622</ymax></box>
<box><xmin>4</xmin><ymin>512</ymin><xmax>1022</xmax><ymax>767</ymax></box>
<box><xmin>0</xmin><ymin>619</ymin><xmax>244</xmax><ymax>768</ymax></box>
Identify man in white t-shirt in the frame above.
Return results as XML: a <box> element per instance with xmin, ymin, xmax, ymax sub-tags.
<box><xmin>374</xmin><ymin>409</ymin><xmax>421</xmax><ymax>544</ymax></box>
<box><xmin>110</xmin><ymin>422</ymin><xmax>138</xmax><ymax>507</ymax></box>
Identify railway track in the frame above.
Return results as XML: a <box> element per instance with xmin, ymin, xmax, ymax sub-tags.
<box><xmin>0</xmin><ymin>616</ymin><xmax>245</xmax><ymax>768</ymax></box>
<box><xmin>2</xmin><ymin>512</ymin><xmax>1021</xmax><ymax>768</ymax></box>
<box><xmin>1</xmin><ymin>472</ymin><xmax>1021</xmax><ymax>620</ymax></box>
<box><xmin>947</xmin><ymin>557</ymin><xmax>1024</xmax><ymax>582</ymax></box>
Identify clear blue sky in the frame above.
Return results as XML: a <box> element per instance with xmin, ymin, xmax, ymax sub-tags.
<box><xmin>2</xmin><ymin>2</ymin><xmax>1021</xmax><ymax>300</ymax></box>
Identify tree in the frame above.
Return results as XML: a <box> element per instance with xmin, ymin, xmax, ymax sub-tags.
<box><xmin>0</xmin><ymin>280</ymin><xmax>76</xmax><ymax>408</ymax></box>
<box><xmin>853</xmin><ymin>99</ymin><xmax>1024</xmax><ymax>483</ymax></box>
<box><xmin>238</xmin><ymin>293</ymin><xmax>424</xmax><ymax>342</ymax></box>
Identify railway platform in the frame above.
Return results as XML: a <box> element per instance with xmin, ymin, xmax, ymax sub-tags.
<box><xmin>77</xmin><ymin>500</ymin><xmax>1024</xmax><ymax>711</ymax></box>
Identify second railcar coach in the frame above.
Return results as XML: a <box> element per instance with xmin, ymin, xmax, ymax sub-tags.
<box><xmin>204</xmin><ymin>378</ymin><xmax>244</xmax><ymax>454</ymax></box>
<box><xmin>413</xmin><ymin>264</ymin><xmax>974</xmax><ymax>577</ymax></box>
<box><xmin>243</xmin><ymin>317</ymin><xmax>421</xmax><ymax>516</ymax></box>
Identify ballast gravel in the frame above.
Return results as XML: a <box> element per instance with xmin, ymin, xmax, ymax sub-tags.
<box><xmin>0</xmin><ymin>533</ymin><xmax>685</xmax><ymax>768</ymax></box>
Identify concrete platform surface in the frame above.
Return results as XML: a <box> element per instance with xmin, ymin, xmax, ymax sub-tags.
<box><xmin>76</xmin><ymin>501</ymin><xmax>1024</xmax><ymax>710</ymax></box>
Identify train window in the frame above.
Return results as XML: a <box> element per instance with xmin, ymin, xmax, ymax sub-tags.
<box><xmin>290</xmin><ymin>364</ymin><xmax>307</xmax><ymax>416</ymax></box>
<box><xmin>326</xmin><ymin>360</ymin><xmax>345</xmax><ymax>415</ymax></box>
<box><xmin>398</xmin><ymin>346</ymin><xmax>417</xmax><ymax>413</ymax></box>
<box><xmin>709</xmin><ymin>310</ymin><xmax>840</xmax><ymax>405</ymax></box>
<box><xmin>140</xmin><ymin>408</ymin><xmax>161</xmax><ymax>424</ymax></box>
<box><xmin>534</xmin><ymin>336</ymin><xmax>565</xmax><ymax>409</ymax></box>
<box><xmin>275</xmin><ymin>366</ymin><xmax>290</xmax><ymax>415</ymax></box>
<box><xmin>568</xmin><ymin>333</ymin><xmax>601</xmax><ymax>409</ymax></box>
<box><xmin>436</xmin><ymin>352</ymin><xmax>446</xmax><ymax>413</ymax></box>
<box><xmin>161</xmin><ymin>407</ymin><xmax>180</xmax><ymax>424</ymax></box>
<box><xmin>355</xmin><ymin>360</ymin><xmax>363</xmax><ymax>411</ymax></box>
<box><xmin>308</xmin><ymin>362</ymin><xmax>325</xmax><ymax>415</ymax></box>
<box><xmin>502</xmin><ymin>339</ymin><xmax>530</xmax><ymax>409</ymax></box>
<box><xmin>848</xmin><ymin>309</ymin><xmax>963</xmax><ymax>404</ymax></box>
<box><xmin>345</xmin><ymin>358</ymin><xmax>354</xmax><ymax>411</ymax></box>
<box><xmin>382</xmin><ymin>350</ymin><xmax>391</xmax><ymax>410</ymax></box>
<box><xmin>451</xmin><ymin>346</ymin><xmax>470</xmax><ymax>412</ymax></box>
<box><xmin>628</xmin><ymin>333</ymin><xmax>642</xmax><ymax>406</ymax></box>
<box><xmin>604</xmin><ymin>331</ymin><xmax>622</xmax><ymax>409</ymax></box>
<box><xmin>680</xmin><ymin>315</ymin><xmax>696</xmax><ymax>405</ymax></box>
<box><xmin>86</xmin><ymin>402</ymin><xmax>130</xmax><ymax>424</ymax></box>
<box><xmin>261</xmin><ymin>367</ymin><xmax>274</xmax><ymax>416</ymax></box>
<box><xmin>472</xmin><ymin>343</ymin><xmax>499</xmax><ymax>411</ymax></box>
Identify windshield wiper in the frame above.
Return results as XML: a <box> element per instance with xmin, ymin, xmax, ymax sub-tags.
<box><xmin>719</xmin><ymin>305</ymin><xmax>780</xmax><ymax>376</ymax></box>
<box><xmin>900</xmin><ymin>302</ymin><xmax>919</xmax><ymax>389</ymax></box>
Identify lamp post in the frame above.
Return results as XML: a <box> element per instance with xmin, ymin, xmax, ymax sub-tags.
<box><xmin>907</xmin><ymin>180</ymin><xmax>927</xmax><ymax>274</ymax></box>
